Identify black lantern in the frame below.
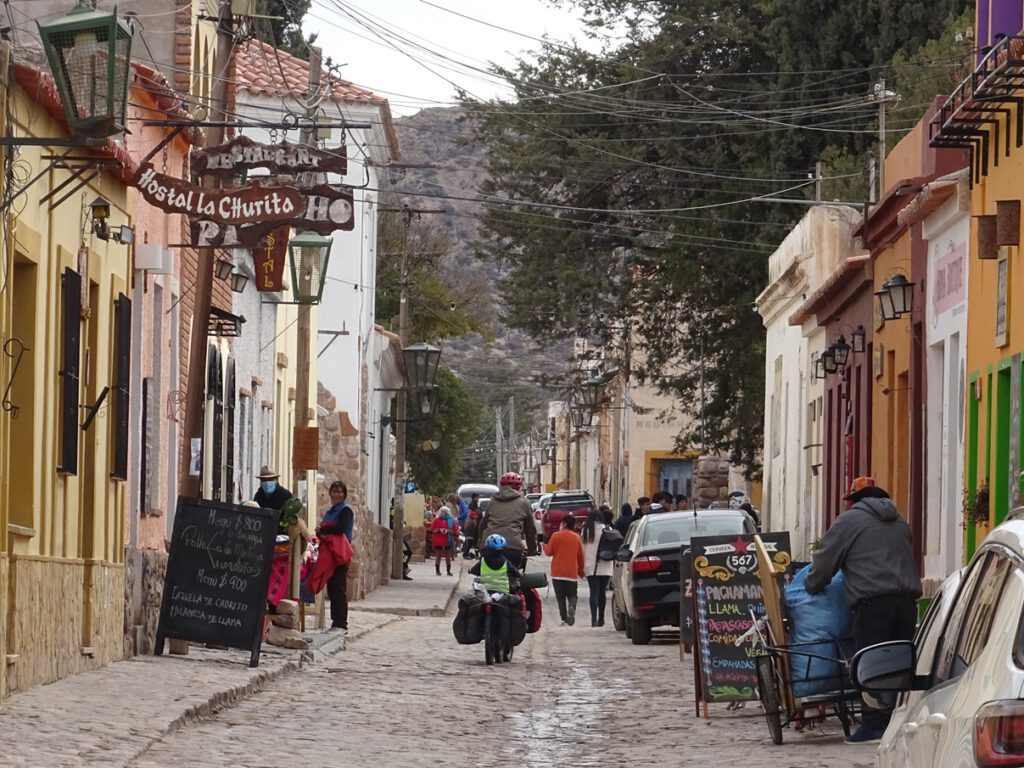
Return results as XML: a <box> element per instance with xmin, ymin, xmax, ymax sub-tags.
<box><xmin>851</xmin><ymin>325</ymin><xmax>866</xmax><ymax>353</ymax></box>
<box><xmin>822</xmin><ymin>349</ymin><xmax>838</xmax><ymax>374</ymax></box>
<box><xmin>536</xmin><ymin>447</ymin><xmax>548</xmax><ymax>466</ymax></box>
<box><xmin>876</xmin><ymin>273</ymin><xmax>914</xmax><ymax>321</ymax></box>
<box><xmin>38</xmin><ymin>3</ymin><xmax>133</xmax><ymax>139</ymax></box>
<box><xmin>813</xmin><ymin>355</ymin><xmax>826</xmax><ymax>380</ymax></box>
<box><xmin>570</xmin><ymin>405</ymin><xmax>592</xmax><ymax>430</ymax></box>
<box><xmin>580</xmin><ymin>377</ymin><xmax>605</xmax><ymax>412</ymax></box>
<box><xmin>287</xmin><ymin>231</ymin><xmax>332</xmax><ymax>304</ymax></box>
<box><xmin>215</xmin><ymin>259</ymin><xmax>234</xmax><ymax>280</ymax></box>
<box><xmin>402</xmin><ymin>342</ymin><xmax>442</xmax><ymax>391</ymax></box>
<box><xmin>229</xmin><ymin>272</ymin><xmax>248</xmax><ymax>293</ymax></box>
<box><xmin>887</xmin><ymin>274</ymin><xmax>915</xmax><ymax>317</ymax></box>
<box><xmin>832</xmin><ymin>335</ymin><xmax>851</xmax><ymax>367</ymax></box>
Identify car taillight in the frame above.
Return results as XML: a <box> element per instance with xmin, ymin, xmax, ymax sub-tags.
<box><xmin>632</xmin><ymin>556</ymin><xmax>661</xmax><ymax>573</ymax></box>
<box><xmin>535</xmin><ymin>510</ymin><xmax>541</xmax><ymax>519</ymax></box>
<box><xmin>976</xmin><ymin>700</ymin><xmax>1024</xmax><ymax>766</ymax></box>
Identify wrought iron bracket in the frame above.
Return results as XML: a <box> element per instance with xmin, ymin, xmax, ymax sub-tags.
<box><xmin>80</xmin><ymin>385</ymin><xmax>110</xmax><ymax>431</ymax></box>
<box><xmin>2</xmin><ymin>337</ymin><xmax>28</xmax><ymax>417</ymax></box>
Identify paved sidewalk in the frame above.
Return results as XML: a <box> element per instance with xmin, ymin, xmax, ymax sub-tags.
<box><xmin>0</xmin><ymin>561</ymin><xmax>461</xmax><ymax>768</ymax></box>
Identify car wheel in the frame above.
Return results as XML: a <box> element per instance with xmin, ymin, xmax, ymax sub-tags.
<box><xmin>630</xmin><ymin>617</ymin><xmax>652</xmax><ymax>645</ymax></box>
<box><xmin>624</xmin><ymin>614</ymin><xmax>633</xmax><ymax>639</ymax></box>
<box><xmin>611</xmin><ymin>597</ymin><xmax>626</xmax><ymax>632</ymax></box>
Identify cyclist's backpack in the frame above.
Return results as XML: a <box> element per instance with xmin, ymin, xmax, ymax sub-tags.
<box><xmin>597</xmin><ymin>527</ymin><xmax>625</xmax><ymax>561</ymax></box>
<box><xmin>523</xmin><ymin>587</ymin><xmax>542</xmax><ymax>633</ymax></box>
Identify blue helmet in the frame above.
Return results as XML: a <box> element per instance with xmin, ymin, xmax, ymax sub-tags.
<box><xmin>484</xmin><ymin>533</ymin><xmax>507</xmax><ymax>550</ymax></box>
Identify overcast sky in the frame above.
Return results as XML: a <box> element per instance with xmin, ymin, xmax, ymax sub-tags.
<box><xmin>305</xmin><ymin>0</ymin><xmax>594</xmax><ymax>115</ymax></box>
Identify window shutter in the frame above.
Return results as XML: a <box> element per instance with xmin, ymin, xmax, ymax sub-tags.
<box><xmin>57</xmin><ymin>267</ymin><xmax>81</xmax><ymax>475</ymax></box>
<box><xmin>111</xmin><ymin>293</ymin><xmax>131</xmax><ymax>480</ymax></box>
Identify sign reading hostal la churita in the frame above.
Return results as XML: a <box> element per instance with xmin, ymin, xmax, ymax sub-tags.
<box><xmin>191</xmin><ymin>135</ymin><xmax>347</xmax><ymax>176</ymax></box>
<box><xmin>134</xmin><ymin>164</ymin><xmax>303</xmax><ymax>225</ymax></box>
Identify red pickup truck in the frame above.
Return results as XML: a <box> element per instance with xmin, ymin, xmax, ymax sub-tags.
<box><xmin>541</xmin><ymin>491</ymin><xmax>597</xmax><ymax>539</ymax></box>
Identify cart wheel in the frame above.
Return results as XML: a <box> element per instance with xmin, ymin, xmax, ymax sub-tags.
<box><xmin>756</xmin><ymin>655</ymin><xmax>784</xmax><ymax>746</ymax></box>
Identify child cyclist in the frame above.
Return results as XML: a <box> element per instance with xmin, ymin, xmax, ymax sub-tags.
<box><xmin>468</xmin><ymin>534</ymin><xmax>522</xmax><ymax>596</ymax></box>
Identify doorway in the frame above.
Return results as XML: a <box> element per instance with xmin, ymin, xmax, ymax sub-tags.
<box><xmin>657</xmin><ymin>459</ymin><xmax>692</xmax><ymax>498</ymax></box>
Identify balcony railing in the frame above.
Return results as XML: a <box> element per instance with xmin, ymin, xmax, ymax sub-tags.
<box><xmin>930</xmin><ymin>35</ymin><xmax>1024</xmax><ymax>183</ymax></box>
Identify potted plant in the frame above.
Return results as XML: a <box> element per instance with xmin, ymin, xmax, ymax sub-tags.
<box><xmin>964</xmin><ymin>482</ymin><xmax>990</xmax><ymax>527</ymax></box>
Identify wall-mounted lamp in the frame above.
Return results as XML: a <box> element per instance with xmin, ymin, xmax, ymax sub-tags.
<box><xmin>812</xmin><ymin>354</ymin><xmax>825</xmax><ymax>380</ymax></box>
<box><xmin>229</xmin><ymin>272</ymin><xmax>248</xmax><ymax>293</ymax></box>
<box><xmin>831</xmin><ymin>335</ymin><xmax>851</xmax><ymax>367</ymax></box>
<box><xmin>89</xmin><ymin>196</ymin><xmax>133</xmax><ymax>244</ymax></box>
<box><xmin>822</xmin><ymin>349</ymin><xmax>838</xmax><ymax>375</ymax></box>
<box><xmin>875</xmin><ymin>273</ymin><xmax>914</xmax><ymax>321</ymax></box>
<box><xmin>851</xmin><ymin>325</ymin><xmax>866</xmax><ymax>353</ymax></box>
<box><xmin>215</xmin><ymin>259</ymin><xmax>234</xmax><ymax>280</ymax></box>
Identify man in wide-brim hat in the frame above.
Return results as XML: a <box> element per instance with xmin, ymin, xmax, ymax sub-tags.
<box><xmin>254</xmin><ymin>465</ymin><xmax>292</xmax><ymax>511</ymax></box>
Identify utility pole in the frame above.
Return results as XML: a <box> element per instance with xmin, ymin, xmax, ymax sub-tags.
<box><xmin>179</xmin><ymin>0</ymin><xmax>233</xmax><ymax>499</ymax></box>
<box><xmin>495</xmin><ymin>405</ymin><xmax>503</xmax><ymax>479</ymax></box>
<box><xmin>290</xmin><ymin>45</ymin><xmax>322</xmax><ymax>599</ymax></box>
<box><xmin>508</xmin><ymin>395</ymin><xmax>515</xmax><ymax>469</ymax></box>
<box><xmin>390</xmin><ymin>207</ymin><xmax>411</xmax><ymax>581</ymax></box>
<box><xmin>873</xmin><ymin>79</ymin><xmax>898</xmax><ymax>200</ymax></box>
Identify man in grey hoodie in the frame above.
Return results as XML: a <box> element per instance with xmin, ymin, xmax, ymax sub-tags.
<box><xmin>476</xmin><ymin>472</ymin><xmax>538</xmax><ymax>569</ymax></box>
<box><xmin>805</xmin><ymin>476</ymin><xmax>922</xmax><ymax>744</ymax></box>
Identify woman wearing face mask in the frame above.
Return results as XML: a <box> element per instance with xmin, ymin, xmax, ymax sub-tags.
<box><xmin>254</xmin><ymin>465</ymin><xmax>293</xmax><ymax>510</ymax></box>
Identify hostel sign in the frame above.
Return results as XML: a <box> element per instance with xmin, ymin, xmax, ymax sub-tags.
<box><xmin>253</xmin><ymin>228</ymin><xmax>289</xmax><ymax>292</ymax></box>
<box><xmin>135</xmin><ymin>164</ymin><xmax>303</xmax><ymax>225</ymax></box>
<box><xmin>190</xmin><ymin>184</ymin><xmax>355</xmax><ymax>248</ymax></box>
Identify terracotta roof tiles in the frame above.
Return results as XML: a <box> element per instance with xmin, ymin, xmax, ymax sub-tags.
<box><xmin>234</xmin><ymin>39</ymin><xmax>384</xmax><ymax>103</ymax></box>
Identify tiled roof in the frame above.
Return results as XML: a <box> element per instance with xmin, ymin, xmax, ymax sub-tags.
<box><xmin>788</xmin><ymin>255</ymin><xmax>871</xmax><ymax>327</ymax></box>
<box><xmin>130</xmin><ymin>62</ymin><xmax>204</xmax><ymax>146</ymax></box>
<box><xmin>234</xmin><ymin>39</ymin><xmax>384</xmax><ymax>104</ymax></box>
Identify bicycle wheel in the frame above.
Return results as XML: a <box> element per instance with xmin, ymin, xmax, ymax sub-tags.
<box><xmin>756</xmin><ymin>655</ymin><xmax>784</xmax><ymax>745</ymax></box>
<box><xmin>484</xmin><ymin>613</ymin><xmax>496</xmax><ymax>666</ymax></box>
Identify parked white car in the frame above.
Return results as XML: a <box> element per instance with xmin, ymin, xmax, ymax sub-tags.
<box><xmin>532</xmin><ymin>493</ymin><xmax>552</xmax><ymax>543</ymax></box>
<box><xmin>852</xmin><ymin>509</ymin><xmax>1024</xmax><ymax>767</ymax></box>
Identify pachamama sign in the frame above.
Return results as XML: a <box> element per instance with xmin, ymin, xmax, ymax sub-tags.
<box><xmin>134</xmin><ymin>164</ymin><xmax>303</xmax><ymax>225</ymax></box>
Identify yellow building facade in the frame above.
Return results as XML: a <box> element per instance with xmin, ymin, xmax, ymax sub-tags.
<box><xmin>0</xmin><ymin>60</ymin><xmax>133</xmax><ymax>696</ymax></box>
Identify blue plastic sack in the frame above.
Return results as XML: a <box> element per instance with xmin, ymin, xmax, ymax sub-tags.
<box><xmin>783</xmin><ymin>565</ymin><xmax>854</xmax><ymax>698</ymax></box>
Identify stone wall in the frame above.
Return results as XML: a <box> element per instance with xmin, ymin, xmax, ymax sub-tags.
<box><xmin>692</xmin><ymin>455</ymin><xmax>732</xmax><ymax>508</ymax></box>
<box><xmin>317</xmin><ymin>382</ymin><xmax>391</xmax><ymax>601</ymax></box>
<box><xmin>123</xmin><ymin>548</ymin><xmax>169</xmax><ymax>657</ymax></box>
<box><xmin>6</xmin><ymin>557</ymin><xmax>124</xmax><ymax>696</ymax></box>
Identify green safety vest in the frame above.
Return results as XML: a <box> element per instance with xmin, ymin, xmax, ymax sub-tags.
<box><xmin>479</xmin><ymin>560</ymin><xmax>510</xmax><ymax>594</ymax></box>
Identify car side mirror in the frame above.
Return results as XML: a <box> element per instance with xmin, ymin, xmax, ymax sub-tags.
<box><xmin>851</xmin><ymin>640</ymin><xmax>918</xmax><ymax>693</ymax></box>
<box><xmin>614</xmin><ymin>548</ymin><xmax>632</xmax><ymax>562</ymax></box>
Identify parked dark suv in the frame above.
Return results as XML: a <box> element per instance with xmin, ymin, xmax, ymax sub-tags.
<box><xmin>541</xmin><ymin>490</ymin><xmax>597</xmax><ymax>539</ymax></box>
<box><xmin>611</xmin><ymin>509</ymin><xmax>757</xmax><ymax>645</ymax></box>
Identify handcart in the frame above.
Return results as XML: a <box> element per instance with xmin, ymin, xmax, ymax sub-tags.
<box><xmin>746</xmin><ymin>537</ymin><xmax>862</xmax><ymax>745</ymax></box>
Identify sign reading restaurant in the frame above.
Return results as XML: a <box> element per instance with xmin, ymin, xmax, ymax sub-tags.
<box><xmin>191</xmin><ymin>135</ymin><xmax>348</xmax><ymax>177</ymax></box>
<box><xmin>134</xmin><ymin>164</ymin><xmax>303</xmax><ymax>225</ymax></box>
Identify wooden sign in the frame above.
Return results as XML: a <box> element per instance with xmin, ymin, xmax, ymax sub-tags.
<box><xmin>190</xmin><ymin>184</ymin><xmax>356</xmax><ymax>248</ymax></box>
<box><xmin>691</xmin><ymin>532</ymin><xmax>791</xmax><ymax>706</ymax></box>
<box><xmin>135</xmin><ymin>164</ymin><xmax>303</xmax><ymax>225</ymax></box>
<box><xmin>191</xmin><ymin>135</ymin><xmax>347</xmax><ymax>176</ymax></box>
<box><xmin>293</xmin><ymin>426</ymin><xmax>319</xmax><ymax>470</ymax></box>
<box><xmin>253</xmin><ymin>227</ymin><xmax>289</xmax><ymax>292</ymax></box>
<box><xmin>155</xmin><ymin>497</ymin><xmax>280</xmax><ymax>667</ymax></box>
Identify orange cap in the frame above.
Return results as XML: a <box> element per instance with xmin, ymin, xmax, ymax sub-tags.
<box><xmin>842</xmin><ymin>476</ymin><xmax>878</xmax><ymax>500</ymax></box>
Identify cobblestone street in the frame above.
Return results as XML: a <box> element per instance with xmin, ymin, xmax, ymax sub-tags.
<box><xmin>127</xmin><ymin>565</ymin><xmax>875</xmax><ymax>768</ymax></box>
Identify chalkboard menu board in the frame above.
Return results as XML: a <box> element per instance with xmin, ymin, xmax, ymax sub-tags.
<box><xmin>156</xmin><ymin>497</ymin><xmax>280</xmax><ymax>667</ymax></box>
<box><xmin>691</xmin><ymin>532</ymin><xmax>791</xmax><ymax>703</ymax></box>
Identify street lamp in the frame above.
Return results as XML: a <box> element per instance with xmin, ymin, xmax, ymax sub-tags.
<box><xmin>287</xmin><ymin>231</ymin><xmax>331</xmax><ymax>304</ymax></box>
<box><xmin>832</xmin><ymin>335</ymin><xmax>851</xmax><ymax>367</ymax></box>
<box><xmin>38</xmin><ymin>2</ymin><xmax>133</xmax><ymax>139</ymax></box>
<box><xmin>402</xmin><ymin>342</ymin><xmax>442</xmax><ymax>391</ymax></box>
<box><xmin>875</xmin><ymin>274</ymin><xmax>914</xmax><ymax>321</ymax></box>
<box><xmin>580</xmin><ymin>377</ymin><xmax>605</xmax><ymax>412</ymax></box>
<box><xmin>822</xmin><ymin>349</ymin><xmax>838</xmax><ymax>375</ymax></box>
<box><xmin>851</xmin><ymin>325</ymin><xmax>866</xmax><ymax>354</ymax></box>
<box><xmin>570</xmin><ymin>405</ymin><xmax>593</xmax><ymax>430</ymax></box>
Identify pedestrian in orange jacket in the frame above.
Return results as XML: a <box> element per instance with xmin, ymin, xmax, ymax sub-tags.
<box><xmin>545</xmin><ymin>515</ymin><xmax>585</xmax><ymax>625</ymax></box>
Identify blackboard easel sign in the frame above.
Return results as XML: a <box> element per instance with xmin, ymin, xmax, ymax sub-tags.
<box><xmin>690</xmin><ymin>532</ymin><xmax>791</xmax><ymax>715</ymax></box>
<box><xmin>156</xmin><ymin>497</ymin><xmax>280</xmax><ymax>667</ymax></box>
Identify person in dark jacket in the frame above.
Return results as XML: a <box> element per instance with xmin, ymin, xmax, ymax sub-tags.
<box><xmin>254</xmin><ymin>465</ymin><xmax>292</xmax><ymax>510</ymax></box>
<box><xmin>614</xmin><ymin>503</ymin><xmax>634</xmax><ymax>536</ymax></box>
<box><xmin>318</xmin><ymin>480</ymin><xmax>355</xmax><ymax>632</ymax></box>
<box><xmin>476</xmin><ymin>472</ymin><xmax>537</xmax><ymax>568</ymax></box>
<box><xmin>805</xmin><ymin>476</ymin><xmax>922</xmax><ymax>744</ymax></box>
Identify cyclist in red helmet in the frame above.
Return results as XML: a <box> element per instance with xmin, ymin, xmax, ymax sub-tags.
<box><xmin>477</xmin><ymin>471</ymin><xmax>536</xmax><ymax>568</ymax></box>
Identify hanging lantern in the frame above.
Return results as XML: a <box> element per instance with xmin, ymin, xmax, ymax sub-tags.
<box><xmin>886</xmin><ymin>274</ymin><xmax>915</xmax><ymax>317</ymax></box>
<box><xmin>38</xmin><ymin>3</ymin><xmax>133</xmax><ymax>139</ymax></box>
<box><xmin>832</xmin><ymin>335</ymin><xmax>851</xmax><ymax>367</ymax></box>
<box><xmin>401</xmin><ymin>342</ymin><xmax>442</xmax><ymax>391</ymax></box>
<box><xmin>813</xmin><ymin>355</ymin><xmax>826</xmax><ymax>380</ymax></box>
<box><xmin>822</xmin><ymin>349</ymin><xmax>838</xmax><ymax>375</ymax></box>
<box><xmin>287</xmin><ymin>230</ymin><xmax>331</xmax><ymax>304</ymax></box>
<box><xmin>579</xmin><ymin>377</ymin><xmax>605</xmax><ymax>412</ymax></box>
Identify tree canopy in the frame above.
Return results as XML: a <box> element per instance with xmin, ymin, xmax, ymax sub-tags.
<box><xmin>464</xmin><ymin>0</ymin><xmax>969</xmax><ymax>474</ymax></box>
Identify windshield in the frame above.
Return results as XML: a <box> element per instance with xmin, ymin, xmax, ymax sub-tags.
<box><xmin>640</xmin><ymin>514</ymin><xmax>749</xmax><ymax>548</ymax></box>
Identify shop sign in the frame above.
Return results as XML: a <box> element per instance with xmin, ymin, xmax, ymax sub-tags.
<box><xmin>134</xmin><ymin>164</ymin><xmax>303</xmax><ymax>225</ymax></box>
<box><xmin>191</xmin><ymin>135</ymin><xmax>347</xmax><ymax>177</ymax></box>
<box><xmin>253</xmin><ymin>227</ymin><xmax>289</xmax><ymax>292</ymax></box>
<box><xmin>190</xmin><ymin>184</ymin><xmax>355</xmax><ymax>248</ymax></box>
